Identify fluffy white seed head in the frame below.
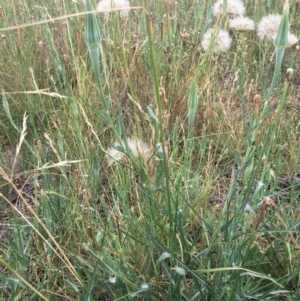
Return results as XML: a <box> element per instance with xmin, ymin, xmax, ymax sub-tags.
<box><xmin>97</xmin><ymin>0</ymin><xmax>130</xmax><ymax>17</ymax></box>
<box><xmin>286</xmin><ymin>68</ymin><xmax>294</xmax><ymax>80</ymax></box>
<box><xmin>213</xmin><ymin>0</ymin><xmax>246</xmax><ymax>16</ymax></box>
<box><xmin>229</xmin><ymin>16</ymin><xmax>255</xmax><ymax>31</ymax></box>
<box><xmin>201</xmin><ymin>28</ymin><xmax>232</xmax><ymax>52</ymax></box>
<box><xmin>257</xmin><ymin>14</ymin><xmax>289</xmax><ymax>41</ymax></box>
<box><xmin>106</xmin><ymin>137</ymin><xmax>152</xmax><ymax>166</ymax></box>
<box><xmin>257</xmin><ymin>14</ymin><xmax>298</xmax><ymax>47</ymax></box>
<box><xmin>286</xmin><ymin>68</ymin><xmax>293</xmax><ymax>76</ymax></box>
<box><xmin>286</xmin><ymin>32</ymin><xmax>299</xmax><ymax>47</ymax></box>
<box><xmin>272</xmin><ymin>32</ymin><xmax>299</xmax><ymax>47</ymax></box>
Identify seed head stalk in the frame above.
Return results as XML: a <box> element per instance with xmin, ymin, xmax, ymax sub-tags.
<box><xmin>146</xmin><ymin>15</ymin><xmax>174</xmax><ymax>265</ymax></box>
<box><xmin>245</xmin><ymin>0</ymin><xmax>289</xmax><ymax>164</ymax></box>
<box><xmin>85</xmin><ymin>0</ymin><xmax>109</xmax><ymax>111</ymax></box>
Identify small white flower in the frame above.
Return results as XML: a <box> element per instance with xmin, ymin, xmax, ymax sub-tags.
<box><xmin>106</xmin><ymin>137</ymin><xmax>152</xmax><ymax>166</ymax></box>
<box><xmin>229</xmin><ymin>16</ymin><xmax>255</xmax><ymax>31</ymax></box>
<box><xmin>213</xmin><ymin>0</ymin><xmax>246</xmax><ymax>16</ymax></box>
<box><xmin>201</xmin><ymin>28</ymin><xmax>232</xmax><ymax>52</ymax></box>
<box><xmin>97</xmin><ymin>0</ymin><xmax>130</xmax><ymax>18</ymax></box>
<box><xmin>257</xmin><ymin>14</ymin><xmax>289</xmax><ymax>41</ymax></box>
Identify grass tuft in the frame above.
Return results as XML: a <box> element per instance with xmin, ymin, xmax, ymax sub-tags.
<box><xmin>1</xmin><ymin>0</ymin><xmax>300</xmax><ymax>300</ymax></box>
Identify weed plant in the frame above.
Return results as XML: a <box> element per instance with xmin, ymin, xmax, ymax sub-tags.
<box><xmin>0</xmin><ymin>0</ymin><xmax>300</xmax><ymax>300</ymax></box>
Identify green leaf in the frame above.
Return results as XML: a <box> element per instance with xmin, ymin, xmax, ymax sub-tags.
<box><xmin>2</xmin><ymin>92</ymin><xmax>18</xmax><ymax>131</ymax></box>
<box><xmin>187</xmin><ymin>79</ymin><xmax>198</xmax><ymax>132</ymax></box>
<box><xmin>174</xmin><ymin>266</ymin><xmax>186</xmax><ymax>276</ymax></box>
<box><xmin>158</xmin><ymin>251</ymin><xmax>171</xmax><ymax>263</ymax></box>
<box><xmin>147</xmin><ymin>105</ymin><xmax>159</xmax><ymax>123</ymax></box>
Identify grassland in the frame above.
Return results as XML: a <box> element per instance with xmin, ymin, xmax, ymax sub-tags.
<box><xmin>0</xmin><ymin>0</ymin><xmax>300</xmax><ymax>300</ymax></box>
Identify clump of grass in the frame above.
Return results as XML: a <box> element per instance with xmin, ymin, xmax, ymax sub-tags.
<box><xmin>1</xmin><ymin>0</ymin><xmax>300</xmax><ymax>300</ymax></box>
